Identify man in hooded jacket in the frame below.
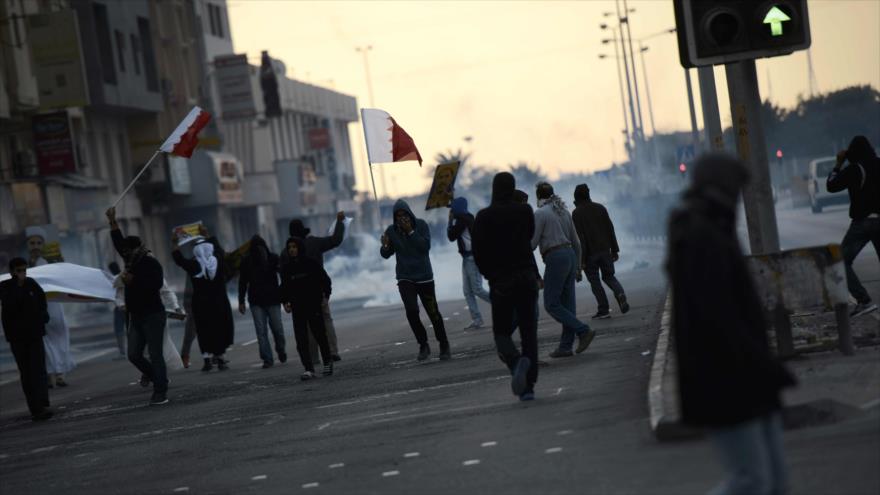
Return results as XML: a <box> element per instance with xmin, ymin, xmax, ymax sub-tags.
<box><xmin>667</xmin><ymin>153</ymin><xmax>796</xmax><ymax>495</ymax></box>
<box><xmin>447</xmin><ymin>197</ymin><xmax>491</xmax><ymax>329</ymax></box>
<box><xmin>381</xmin><ymin>200</ymin><xmax>451</xmax><ymax>361</ymax></box>
<box><xmin>827</xmin><ymin>135</ymin><xmax>880</xmax><ymax>318</ymax></box>
<box><xmin>238</xmin><ymin>235</ymin><xmax>286</xmax><ymax>368</ymax></box>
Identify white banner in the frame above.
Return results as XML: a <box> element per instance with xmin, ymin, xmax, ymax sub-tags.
<box><xmin>0</xmin><ymin>263</ymin><xmax>114</xmax><ymax>303</ymax></box>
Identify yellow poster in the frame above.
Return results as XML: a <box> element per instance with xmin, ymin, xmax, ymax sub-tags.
<box><xmin>172</xmin><ymin>222</ymin><xmax>203</xmax><ymax>246</ymax></box>
<box><xmin>425</xmin><ymin>161</ymin><xmax>461</xmax><ymax>210</ymax></box>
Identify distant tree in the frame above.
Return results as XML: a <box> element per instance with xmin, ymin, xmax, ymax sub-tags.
<box><xmin>508</xmin><ymin>162</ymin><xmax>546</xmax><ymax>191</ymax></box>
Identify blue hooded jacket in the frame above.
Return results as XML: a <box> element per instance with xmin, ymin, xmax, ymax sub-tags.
<box><xmin>380</xmin><ymin>200</ymin><xmax>434</xmax><ymax>282</ymax></box>
<box><xmin>447</xmin><ymin>197</ymin><xmax>476</xmax><ymax>257</ymax></box>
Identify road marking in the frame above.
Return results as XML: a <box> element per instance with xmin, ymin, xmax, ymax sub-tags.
<box><xmin>641</xmin><ymin>350</ymin><xmax>652</xmax><ymax>356</ymax></box>
<box><xmin>250</xmin><ymin>363</ymin><xmax>263</xmax><ymax>368</ymax></box>
<box><xmin>453</xmin><ymin>312</ymin><xmax>460</xmax><ymax>316</ymax></box>
<box><xmin>30</xmin><ymin>445</ymin><xmax>57</xmax><ymax>454</ymax></box>
<box><xmin>403</xmin><ymin>452</ymin><xmax>420</xmax><ymax>458</ymax></box>
<box><xmin>557</xmin><ymin>430</ymin><xmax>573</xmax><ymax>436</ymax></box>
<box><xmin>0</xmin><ymin>454</ymin><xmax>9</xmax><ymax>459</ymax></box>
<box><xmin>545</xmin><ymin>447</ymin><xmax>563</xmax><ymax>454</ymax></box>
<box><xmin>329</xmin><ymin>463</ymin><xmax>345</xmax><ymax>469</ymax></box>
<box><xmin>318</xmin><ymin>422</ymin><xmax>332</xmax><ymax>431</ymax></box>
<box><xmin>382</xmin><ymin>470</ymin><xmax>400</xmax><ymax>477</ymax></box>
<box><xmin>481</xmin><ymin>441</ymin><xmax>497</xmax><ymax>447</ymax></box>
<box><xmin>861</xmin><ymin>398</ymin><xmax>880</xmax><ymax>410</ymax></box>
<box><xmin>172</xmin><ymin>487</ymin><xmax>189</xmax><ymax>492</ymax></box>
<box><xmin>302</xmin><ymin>482</ymin><xmax>320</xmax><ymax>489</ymax></box>
<box><xmin>316</xmin><ymin>375</ymin><xmax>508</xmax><ymax>409</ymax></box>
<box><xmin>394</xmin><ymin>341</ymin><xmax>406</xmax><ymax>346</ymax></box>
<box><xmin>554</xmin><ymin>387</ymin><xmax>564</xmax><ymax>396</ymax></box>
<box><xmin>251</xmin><ymin>475</ymin><xmax>267</xmax><ymax>481</ymax></box>
<box><xmin>242</xmin><ymin>339</ymin><xmax>258</xmax><ymax>347</ymax></box>
<box><xmin>463</xmin><ymin>459</ymin><xmax>481</xmax><ymax>466</ymax></box>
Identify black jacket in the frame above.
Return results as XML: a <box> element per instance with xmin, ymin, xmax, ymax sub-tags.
<box><xmin>0</xmin><ymin>278</ymin><xmax>49</xmax><ymax>342</ymax></box>
<box><xmin>572</xmin><ymin>200</ymin><xmax>620</xmax><ymax>261</ymax></box>
<box><xmin>447</xmin><ymin>213</ymin><xmax>475</xmax><ymax>256</ymax></box>
<box><xmin>472</xmin><ymin>177</ymin><xmax>538</xmax><ymax>284</ymax></box>
<box><xmin>111</xmin><ymin>229</ymin><xmax>165</xmax><ymax>316</ymax></box>
<box><xmin>238</xmin><ymin>237</ymin><xmax>281</xmax><ymax>307</ymax></box>
<box><xmin>827</xmin><ymin>157</ymin><xmax>880</xmax><ymax>221</ymax></box>
<box><xmin>280</xmin><ymin>246</ymin><xmax>332</xmax><ymax>309</ymax></box>
<box><xmin>282</xmin><ymin>220</ymin><xmax>344</xmax><ymax>268</ymax></box>
<box><xmin>666</xmin><ymin>194</ymin><xmax>795</xmax><ymax>427</ymax></box>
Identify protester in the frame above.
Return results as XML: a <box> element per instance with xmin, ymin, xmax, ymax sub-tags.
<box><xmin>179</xmin><ymin>276</ymin><xmax>197</xmax><ymax>368</ymax></box>
<box><xmin>667</xmin><ymin>153</ymin><xmax>796</xmax><ymax>495</ymax></box>
<box><xmin>447</xmin><ymin>197</ymin><xmax>491</xmax><ymax>329</ymax></box>
<box><xmin>106</xmin><ymin>208</ymin><xmax>169</xmax><ymax>405</ymax></box>
<box><xmin>473</xmin><ymin>173</ymin><xmax>540</xmax><ymax>400</ymax></box>
<box><xmin>280</xmin><ymin>237</ymin><xmax>334</xmax><ymax>380</ymax></box>
<box><xmin>531</xmin><ymin>182</ymin><xmax>595</xmax><ymax>358</ymax></box>
<box><xmin>108</xmin><ymin>262</ymin><xmax>127</xmax><ymax>359</ymax></box>
<box><xmin>572</xmin><ymin>184</ymin><xmax>629</xmax><ymax>319</ymax></box>
<box><xmin>285</xmin><ymin>212</ymin><xmax>346</xmax><ymax>364</ymax></box>
<box><xmin>25</xmin><ymin>226</ymin><xmax>75</xmax><ymax>387</ymax></box>
<box><xmin>238</xmin><ymin>235</ymin><xmax>286</xmax><ymax>368</ymax></box>
<box><xmin>380</xmin><ymin>200</ymin><xmax>451</xmax><ymax>361</ymax></box>
<box><xmin>827</xmin><ymin>135</ymin><xmax>880</xmax><ymax>318</ymax></box>
<box><xmin>172</xmin><ymin>228</ymin><xmax>234</xmax><ymax>372</ymax></box>
<box><xmin>0</xmin><ymin>258</ymin><xmax>53</xmax><ymax>420</ymax></box>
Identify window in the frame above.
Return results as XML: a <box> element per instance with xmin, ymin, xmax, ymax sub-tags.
<box><xmin>207</xmin><ymin>3</ymin><xmax>225</xmax><ymax>39</ymax></box>
<box><xmin>216</xmin><ymin>5</ymin><xmax>225</xmax><ymax>39</ymax></box>
<box><xmin>114</xmin><ymin>30</ymin><xmax>126</xmax><ymax>72</ymax></box>
<box><xmin>130</xmin><ymin>34</ymin><xmax>141</xmax><ymax>75</ymax></box>
<box><xmin>137</xmin><ymin>17</ymin><xmax>159</xmax><ymax>92</ymax></box>
<box><xmin>207</xmin><ymin>4</ymin><xmax>217</xmax><ymax>36</ymax></box>
<box><xmin>92</xmin><ymin>3</ymin><xmax>117</xmax><ymax>84</ymax></box>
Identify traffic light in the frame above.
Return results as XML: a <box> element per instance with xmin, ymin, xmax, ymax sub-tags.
<box><xmin>679</xmin><ymin>163</ymin><xmax>688</xmax><ymax>177</ymax></box>
<box><xmin>674</xmin><ymin>0</ymin><xmax>811</xmax><ymax>68</ymax></box>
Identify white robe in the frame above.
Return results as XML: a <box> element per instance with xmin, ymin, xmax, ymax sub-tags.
<box><xmin>33</xmin><ymin>257</ymin><xmax>76</xmax><ymax>374</ymax></box>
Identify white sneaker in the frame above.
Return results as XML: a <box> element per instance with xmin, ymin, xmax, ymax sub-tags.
<box><xmin>851</xmin><ymin>302</ymin><xmax>878</xmax><ymax>318</ymax></box>
<box><xmin>300</xmin><ymin>371</ymin><xmax>315</xmax><ymax>381</ymax></box>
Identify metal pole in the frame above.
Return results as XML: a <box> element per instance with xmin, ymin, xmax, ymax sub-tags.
<box><xmin>614</xmin><ymin>2</ymin><xmax>639</xmax><ymax>148</ymax></box>
<box><xmin>725</xmin><ymin>59</ymin><xmax>780</xmax><ymax>255</ymax></box>
<box><xmin>684</xmin><ymin>68</ymin><xmax>700</xmax><ymax>150</ymax></box>
<box><xmin>621</xmin><ymin>0</ymin><xmax>644</xmax><ymax>142</ymax></box>
<box><xmin>358</xmin><ymin>46</ymin><xmax>388</xmax><ymax>198</ymax></box>
<box><xmin>697</xmin><ymin>66</ymin><xmax>723</xmax><ymax>151</ymax></box>
<box><xmin>611</xmin><ymin>30</ymin><xmax>631</xmax><ymax>155</ymax></box>
<box><xmin>638</xmin><ymin>44</ymin><xmax>656</xmax><ymax>136</ymax></box>
<box><xmin>113</xmin><ymin>150</ymin><xmax>160</xmax><ymax>208</ymax></box>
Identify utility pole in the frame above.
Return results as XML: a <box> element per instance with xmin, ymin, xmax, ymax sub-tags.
<box><xmin>608</xmin><ymin>8</ymin><xmax>639</xmax><ymax>150</ymax></box>
<box><xmin>621</xmin><ymin>0</ymin><xmax>644</xmax><ymax>143</ymax></box>
<box><xmin>684</xmin><ymin>68</ymin><xmax>700</xmax><ymax>151</ymax></box>
<box><xmin>697</xmin><ymin>66</ymin><xmax>723</xmax><ymax>151</ymax></box>
<box><xmin>725</xmin><ymin>59</ymin><xmax>780</xmax><ymax>254</ymax></box>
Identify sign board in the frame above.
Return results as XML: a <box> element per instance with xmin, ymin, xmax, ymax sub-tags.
<box><xmin>308</xmin><ymin>128</ymin><xmax>331</xmax><ymax>150</ymax></box>
<box><xmin>26</xmin><ymin>10</ymin><xmax>89</xmax><ymax>109</ymax></box>
<box><xmin>168</xmin><ymin>156</ymin><xmax>192</xmax><ymax>194</ymax></box>
<box><xmin>172</xmin><ymin>221</ymin><xmax>203</xmax><ymax>246</ymax></box>
<box><xmin>299</xmin><ymin>158</ymin><xmax>318</xmax><ymax>207</ymax></box>
<box><xmin>24</xmin><ymin>224</ymin><xmax>63</xmax><ymax>262</ymax></box>
<box><xmin>214</xmin><ymin>54</ymin><xmax>257</xmax><ymax>120</ymax></box>
<box><xmin>215</xmin><ymin>156</ymin><xmax>244</xmax><ymax>204</ymax></box>
<box><xmin>11</xmin><ymin>182</ymin><xmax>47</xmax><ymax>226</ymax></box>
<box><xmin>33</xmin><ymin>111</ymin><xmax>77</xmax><ymax>175</ymax></box>
<box><xmin>425</xmin><ymin>161</ymin><xmax>461</xmax><ymax>210</ymax></box>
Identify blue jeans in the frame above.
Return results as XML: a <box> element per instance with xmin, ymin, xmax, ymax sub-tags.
<box><xmin>709</xmin><ymin>413</ymin><xmax>788</xmax><ymax>495</ymax></box>
<box><xmin>543</xmin><ymin>247</ymin><xmax>589</xmax><ymax>352</ymax></box>
<box><xmin>251</xmin><ymin>304</ymin><xmax>286</xmax><ymax>364</ymax></box>
<box><xmin>462</xmin><ymin>256</ymin><xmax>490</xmax><ymax>322</ymax></box>
<box><xmin>841</xmin><ymin>217</ymin><xmax>880</xmax><ymax>304</ymax></box>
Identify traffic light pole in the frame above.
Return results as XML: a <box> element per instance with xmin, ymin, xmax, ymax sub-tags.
<box><xmin>725</xmin><ymin>59</ymin><xmax>780</xmax><ymax>254</ymax></box>
<box><xmin>697</xmin><ymin>66</ymin><xmax>724</xmax><ymax>151</ymax></box>
<box><xmin>683</xmin><ymin>68</ymin><xmax>700</xmax><ymax>150</ymax></box>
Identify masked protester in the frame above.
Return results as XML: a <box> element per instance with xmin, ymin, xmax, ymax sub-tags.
<box><xmin>238</xmin><ymin>235</ymin><xmax>286</xmax><ymax>368</ymax></box>
<box><xmin>826</xmin><ymin>136</ymin><xmax>880</xmax><ymax>318</ymax></box>
<box><xmin>447</xmin><ymin>197</ymin><xmax>491</xmax><ymax>330</ymax></box>
<box><xmin>380</xmin><ymin>200</ymin><xmax>451</xmax><ymax>361</ymax></box>
<box><xmin>666</xmin><ymin>153</ymin><xmax>796</xmax><ymax>495</ymax></box>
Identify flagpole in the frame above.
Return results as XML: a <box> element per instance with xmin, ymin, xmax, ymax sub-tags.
<box><xmin>113</xmin><ymin>149</ymin><xmax>161</xmax><ymax>208</ymax></box>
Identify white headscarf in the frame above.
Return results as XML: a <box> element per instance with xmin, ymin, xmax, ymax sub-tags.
<box><xmin>192</xmin><ymin>242</ymin><xmax>218</xmax><ymax>280</ymax></box>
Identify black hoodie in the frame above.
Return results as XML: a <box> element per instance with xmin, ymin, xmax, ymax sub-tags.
<box><xmin>827</xmin><ymin>136</ymin><xmax>880</xmax><ymax>220</ymax></box>
<box><xmin>280</xmin><ymin>237</ymin><xmax>332</xmax><ymax>309</ymax></box>
<box><xmin>472</xmin><ymin>173</ymin><xmax>538</xmax><ymax>283</ymax></box>
<box><xmin>238</xmin><ymin>235</ymin><xmax>281</xmax><ymax>307</ymax></box>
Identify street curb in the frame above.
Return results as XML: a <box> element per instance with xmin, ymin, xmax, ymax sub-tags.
<box><xmin>648</xmin><ymin>292</ymin><xmax>701</xmax><ymax>441</ymax></box>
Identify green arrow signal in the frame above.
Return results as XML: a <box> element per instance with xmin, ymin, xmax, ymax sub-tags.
<box><xmin>763</xmin><ymin>6</ymin><xmax>791</xmax><ymax>36</ymax></box>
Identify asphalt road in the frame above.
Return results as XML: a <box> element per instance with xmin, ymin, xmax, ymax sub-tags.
<box><xmin>0</xmin><ymin>203</ymin><xmax>877</xmax><ymax>494</ymax></box>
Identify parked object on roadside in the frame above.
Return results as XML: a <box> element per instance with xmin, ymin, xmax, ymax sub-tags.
<box><xmin>826</xmin><ymin>136</ymin><xmax>880</xmax><ymax>318</ymax></box>
<box><xmin>666</xmin><ymin>153</ymin><xmax>796</xmax><ymax>495</ymax></box>
<box><xmin>807</xmin><ymin>156</ymin><xmax>849</xmax><ymax>213</ymax></box>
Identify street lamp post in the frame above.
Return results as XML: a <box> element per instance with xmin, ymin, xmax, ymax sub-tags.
<box><xmin>619</xmin><ymin>0</ymin><xmax>644</xmax><ymax>142</ymax></box>
<box><xmin>599</xmin><ymin>53</ymin><xmax>631</xmax><ymax>157</ymax></box>
<box><xmin>601</xmin><ymin>19</ymin><xmax>639</xmax><ymax>151</ymax></box>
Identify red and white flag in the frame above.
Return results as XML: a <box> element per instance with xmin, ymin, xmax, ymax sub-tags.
<box><xmin>160</xmin><ymin>106</ymin><xmax>212</xmax><ymax>158</ymax></box>
<box><xmin>361</xmin><ymin>108</ymin><xmax>422</xmax><ymax>166</ymax></box>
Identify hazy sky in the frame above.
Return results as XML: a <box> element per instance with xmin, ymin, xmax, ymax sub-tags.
<box><xmin>229</xmin><ymin>0</ymin><xmax>880</xmax><ymax>197</ymax></box>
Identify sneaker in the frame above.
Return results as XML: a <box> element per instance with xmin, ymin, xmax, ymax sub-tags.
<box><xmin>278</xmin><ymin>353</ymin><xmax>287</xmax><ymax>364</ymax></box>
<box><xmin>591</xmin><ymin>311</ymin><xmax>612</xmax><ymax>320</ymax></box>
<box><xmin>139</xmin><ymin>374</ymin><xmax>151</xmax><ymax>388</ymax></box>
<box><xmin>149</xmin><ymin>392</ymin><xmax>169</xmax><ymax>405</ymax></box>
<box><xmin>201</xmin><ymin>358</ymin><xmax>213</xmax><ymax>372</ymax></box>
<box><xmin>262</xmin><ymin>361</ymin><xmax>273</xmax><ymax>369</ymax></box>
<box><xmin>31</xmin><ymin>408</ymin><xmax>54</xmax><ymax>421</ymax></box>
<box><xmin>616</xmin><ymin>293</ymin><xmax>630</xmax><ymax>314</ymax></box>
<box><xmin>417</xmin><ymin>343</ymin><xmax>430</xmax><ymax>361</ymax></box>
<box><xmin>331</xmin><ymin>354</ymin><xmax>342</xmax><ymax>362</ymax></box>
<box><xmin>575</xmin><ymin>329</ymin><xmax>597</xmax><ymax>354</ymax></box>
<box><xmin>55</xmin><ymin>376</ymin><xmax>67</xmax><ymax>387</ymax></box>
<box><xmin>182</xmin><ymin>355</ymin><xmax>190</xmax><ymax>369</ymax></box>
<box><xmin>216</xmin><ymin>358</ymin><xmax>229</xmax><ymax>371</ymax></box>
<box><xmin>439</xmin><ymin>343</ymin><xmax>451</xmax><ymax>361</ymax></box>
<box><xmin>322</xmin><ymin>362</ymin><xmax>334</xmax><ymax>377</ymax></box>
<box><xmin>511</xmin><ymin>356</ymin><xmax>531</xmax><ymax>396</ymax></box>
<box><xmin>519</xmin><ymin>391</ymin><xmax>535</xmax><ymax>402</ymax></box>
<box><xmin>463</xmin><ymin>320</ymin><xmax>484</xmax><ymax>330</ymax></box>
<box><xmin>851</xmin><ymin>302</ymin><xmax>878</xmax><ymax>318</ymax></box>
<box><xmin>300</xmin><ymin>371</ymin><xmax>315</xmax><ymax>381</ymax></box>
<box><xmin>548</xmin><ymin>349</ymin><xmax>573</xmax><ymax>358</ymax></box>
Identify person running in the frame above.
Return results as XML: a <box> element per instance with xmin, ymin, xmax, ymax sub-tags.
<box><xmin>106</xmin><ymin>207</ymin><xmax>169</xmax><ymax>405</ymax></box>
<box><xmin>1</xmin><ymin>258</ymin><xmax>53</xmax><ymax>420</ymax></box>
<box><xmin>667</xmin><ymin>153</ymin><xmax>796</xmax><ymax>495</ymax></box>
<box><xmin>285</xmin><ymin>212</ymin><xmax>346</xmax><ymax>364</ymax></box>
<box><xmin>238</xmin><ymin>235</ymin><xmax>286</xmax><ymax>368</ymax></box>
<box><xmin>572</xmin><ymin>183</ymin><xmax>629</xmax><ymax>319</ymax></box>
<box><xmin>25</xmin><ymin>226</ymin><xmax>74</xmax><ymax>387</ymax></box>
<box><xmin>473</xmin><ymin>173</ymin><xmax>540</xmax><ymax>401</ymax></box>
<box><xmin>447</xmin><ymin>197</ymin><xmax>491</xmax><ymax>330</ymax></box>
<box><xmin>380</xmin><ymin>200</ymin><xmax>451</xmax><ymax>361</ymax></box>
<box><xmin>172</xmin><ymin>228</ymin><xmax>234</xmax><ymax>372</ymax></box>
<box><xmin>280</xmin><ymin>237</ymin><xmax>334</xmax><ymax>380</ymax></box>
<box><xmin>827</xmin><ymin>135</ymin><xmax>880</xmax><ymax>318</ymax></box>
<box><xmin>531</xmin><ymin>182</ymin><xmax>595</xmax><ymax>358</ymax></box>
